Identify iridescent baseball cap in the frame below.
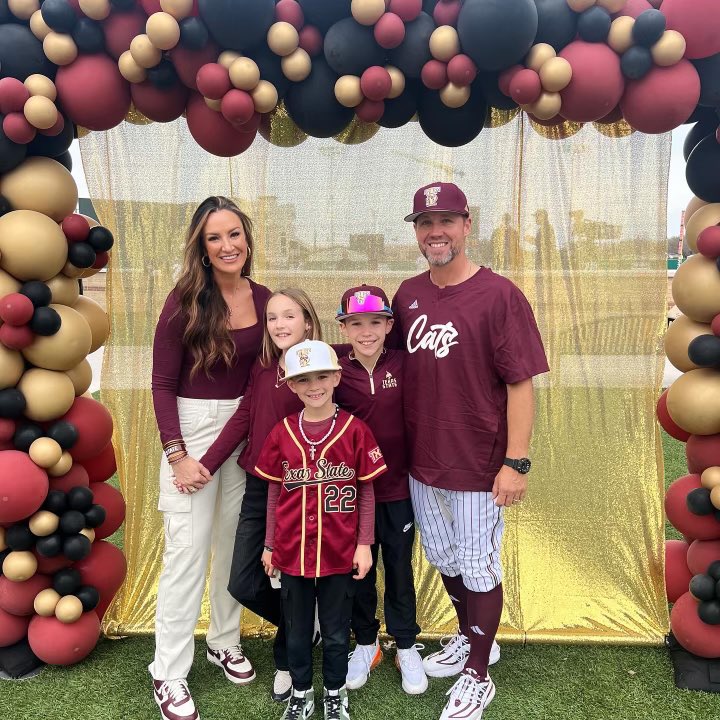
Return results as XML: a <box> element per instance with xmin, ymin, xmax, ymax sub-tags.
<box><xmin>336</xmin><ymin>284</ymin><xmax>393</xmax><ymax>320</ymax></box>
<box><xmin>404</xmin><ymin>181</ymin><xmax>469</xmax><ymax>222</ymax></box>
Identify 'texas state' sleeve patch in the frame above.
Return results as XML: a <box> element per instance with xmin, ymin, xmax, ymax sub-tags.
<box><xmin>368</xmin><ymin>446</ymin><xmax>383</xmax><ymax>464</ymax></box>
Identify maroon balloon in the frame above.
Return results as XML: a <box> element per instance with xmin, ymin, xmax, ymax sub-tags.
<box><xmin>28</xmin><ymin>611</ymin><xmax>100</xmax><ymax>665</ymax></box>
<box><xmin>2</xmin><ymin>113</ymin><xmax>36</xmax><ymax>145</ymax></box>
<box><xmin>104</xmin><ymin>9</ymin><xmax>155</xmax><ymax>60</ymax></box>
<box><xmin>131</xmin><ymin>81</ymin><xmax>189</xmax><ymax>123</ymax></box>
<box><xmin>671</xmin><ymin>591</ymin><xmax>720</xmax><ymax>658</ymax></box>
<box><xmin>355</xmin><ymin>98</ymin><xmax>385</xmax><ymax>124</ymax></box>
<box><xmin>360</xmin><ymin>66</ymin><xmax>392</xmax><ymax>102</ymax></box>
<box><xmin>34</xmin><ymin>551</ymin><xmax>73</xmax><ymax>575</ymax></box>
<box><xmin>140</xmin><ymin>0</ymin><xmax>162</xmax><ymax>12</ymax></box>
<box><xmin>61</xmin><ymin>214</ymin><xmax>91</xmax><ymax>244</ymax></box>
<box><xmin>615</xmin><ymin>0</ymin><xmax>653</xmax><ymax>18</ymax></box>
<box><xmin>0</xmin><ymin>323</ymin><xmax>34</xmax><ymax>350</ymax></box>
<box><xmin>697</xmin><ymin>226</ymin><xmax>720</xmax><ymax>259</ymax></box>
<box><xmin>665</xmin><ymin>474</ymin><xmax>720</xmax><ymax>541</ymax></box>
<box><xmin>0</xmin><ymin>573</ymin><xmax>51</xmax><ymax>616</ymax></box>
<box><xmin>657</xmin><ymin>389</ymin><xmax>691</xmax><ymax>443</ymax></box>
<box><xmin>0</xmin><ymin>607</ymin><xmax>30</xmax><ymax>647</ymax></box>
<box><xmin>447</xmin><ymin>54</ymin><xmax>477</xmax><ymax>87</ymax></box>
<box><xmin>196</xmin><ymin>63</ymin><xmax>231</xmax><ymax>101</ymax></box>
<box><xmin>509</xmin><ymin>68</ymin><xmax>541</xmax><ymax>105</ymax></box>
<box><xmin>49</xmin><ymin>462</ymin><xmax>90</xmax><ymax>493</ymax></box>
<box><xmin>92</xmin><ymin>251</ymin><xmax>110</xmax><ymax>270</ymax></box>
<box><xmin>59</xmin><ymin>397</ymin><xmax>114</xmax><ymax>462</ymax></box>
<box><xmin>498</xmin><ymin>64</ymin><xmax>523</xmax><ymax>97</ymax></box>
<box><xmin>80</xmin><ymin>443</ymin><xmax>116</xmax><ymax>484</ymax></box>
<box><xmin>0</xmin><ymin>419</ymin><xmax>15</xmax><ymax>443</ymax></box>
<box><xmin>0</xmin><ymin>77</ymin><xmax>30</xmax><ymax>115</ymax></box>
<box><xmin>687</xmin><ymin>538</ymin><xmax>720</xmax><ymax>575</ymax></box>
<box><xmin>389</xmin><ymin>0</ymin><xmax>422</xmax><ymax>22</ymax></box>
<box><xmin>665</xmin><ymin>539</ymin><xmax>693</xmax><ymax>603</ymax></box>
<box><xmin>186</xmin><ymin>92</ymin><xmax>258</xmax><ymax>157</ymax></box>
<box><xmin>298</xmin><ymin>25</ymin><xmax>323</xmax><ymax>57</ymax></box>
<box><xmin>663</xmin><ymin>0</ymin><xmax>720</xmax><ymax>60</ymax></box>
<box><xmin>89</xmin><ymin>481</ymin><xmax>126</xmax><ymax>541</ymax></box>
<box><xmin>687</xmin><ymin>433</ymin><xmax>720</xmax><ymax>474</ymax></box>
<box><xmin>0</xmin><ymin>451</ymin><xmax>49</xmax><ymax>524</ymax></box>
<box><xmin>74</xmin><ymin>540</ymin><xmax>127</xmax><ymax>621</ymax></box>
<box><xmin>41</xmin><ymin>114</ymin><xmax>66</xmax><ymax>138</ymax></box>
<box><xmin>433</xmin><ymin>0</ymin><xmax>462</xmax><ymax>26</ymax></box>
<box><xmin>374</xmin><ymin>13</ymin><xmax>405</xmax><ymax>49</ymax></box>
<box><xmin>0</xmin><ymin>293</ymin><xmax>35</xmax><ymax>326</ymax></box>
<box><xmin>275</xmin><ymin>0</ymin><xmax>304</xmax><ymax>30</ymax></box>
<box><xmin>421</xmin><ymin>59</ymin><xmax>448</xmax><ymax>90</ymax></box>
<box><xmin>220</xmin><ymin>89</ymin><xmax>256</xmax><ymax>126</ymax></box>
<box><xmin>170</xmin><ymin>43</ymin><xmax>220</xmax><ymax>91</ymax></box>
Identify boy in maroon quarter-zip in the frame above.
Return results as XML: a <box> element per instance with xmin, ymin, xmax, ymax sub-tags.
<box><xmin>334</xmin><ymin>285</ymin><xmax>426</xmax><ymax>697</ymax></box>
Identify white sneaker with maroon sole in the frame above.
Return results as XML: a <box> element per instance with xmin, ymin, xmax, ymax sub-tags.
<box><xmin>423</xmin><ymin>634</ymin><xmax>500</xmax><ymax>678</ymax></box>
<box><xmin>153</xmin><ymin>679</ymin><xmax>199</xmax><ymax>720</ymax></box>
<box><xmin>206</xmin><ymin>645</ymin><xmax>256</xmax><ymax>684</ymax></box>
<box><xmin>439</xmin><ymin>672</ymin><xmax>495</xmax><ymax>720</ymax></box>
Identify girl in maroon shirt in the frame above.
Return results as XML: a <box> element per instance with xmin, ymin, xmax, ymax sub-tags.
<box><xmin>149</xmin><ymin>197</ymin><xmax>271</xmax><ymax>720</ymax></box>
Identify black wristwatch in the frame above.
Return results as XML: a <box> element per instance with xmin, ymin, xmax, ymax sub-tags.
<box><xmin>504</xmin><ymin>457</ymin><xmax>531</xmax><ymax>474</ymax></box>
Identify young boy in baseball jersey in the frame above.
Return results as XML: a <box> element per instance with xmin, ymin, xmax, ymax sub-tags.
<box><xmin>256</xmin><ymin>340</ymin><xmax>387</xmax><ymax>720</ymax></box>
<box><xmin>334</xmin><ymin>285</ymin><xmax>425</xmax><ymax>695</ymax></box>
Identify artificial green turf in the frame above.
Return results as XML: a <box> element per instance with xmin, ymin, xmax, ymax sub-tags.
<box><xmin>4</xmin><ymin>431</ymin><xmax>720</xmax><ymax>720</ymax></box>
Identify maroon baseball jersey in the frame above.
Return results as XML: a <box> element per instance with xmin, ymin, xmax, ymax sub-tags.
<box><xmin>255</xmin><ymin>408</ymin><xmax>387</xmax><ymax>578</ymax></box>
<box><xmin>391</xmin><ymin>268</ymin><xmax>549</xmax><ymax>493</ymax></box>
<box><xmin>335</xmin><ymin>349</ymin><xmax>409</xmax><ymax>503</ymax></box>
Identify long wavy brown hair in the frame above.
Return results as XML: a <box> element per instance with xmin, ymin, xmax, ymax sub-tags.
<box><xmin>174</xmin><ymin>196</ymin><xmax>255</xmax><ymax>378</ymax></box>
<box><xmin>260</xmin><ymin>289</ymin><xmax>323</xmax><ymax>367</ymax></box>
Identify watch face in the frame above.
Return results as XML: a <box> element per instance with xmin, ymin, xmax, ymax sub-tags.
<box><xmin>518</xmin><ymin>458</ymin><xmax>531</xmax><ymax>474</ymax></box>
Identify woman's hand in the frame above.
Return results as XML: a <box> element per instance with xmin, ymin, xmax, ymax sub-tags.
<box><xmin>353</xmin><ymin>544</ymin><xmax>372</xmax><ymax>580</ymax></box>
<box><xmin>262</xmin><ymin>549</ymin><xmax>276</xmax><ymax>577</ymax></box>
<box><xmin>171</xmin><ymin>456</ymin><xmax>212</xmax><ymax>494</ymax></box>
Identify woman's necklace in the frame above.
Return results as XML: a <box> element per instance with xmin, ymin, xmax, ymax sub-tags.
<box><xmin>226</xmin><ymin>280</ymin><xmax>243</xmax><ymax>316</ymax></box>
<box><xmin>275</xmin><ymin>363</ymin><xmax>286</xmax><ymax>389</ymax></box>
<box><xmin>298</xmin><ymin>404</ymin><xmax>340</xmax><ymax>461</ymax></box>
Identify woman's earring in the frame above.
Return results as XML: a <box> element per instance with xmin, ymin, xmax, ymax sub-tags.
<box><xmin>202</xmin><ymin>255</ymin><xmax>211</xmax><ymax>267</ymax></box>
<box><xmin>246</xmin><ymin>245</ymin><xmax>252</xmax><ymax>258</ymax></box>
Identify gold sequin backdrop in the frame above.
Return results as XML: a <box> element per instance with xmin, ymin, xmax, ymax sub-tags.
<box><xmin>80</xmin><ymin>113</ymin><xmax>669</xmax><ymax>644</ymax></box>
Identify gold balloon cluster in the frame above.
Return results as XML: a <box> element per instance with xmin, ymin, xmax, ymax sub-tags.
<box><xmin>518</xmin><ymin>43</ymin><xmax>573</xmax><ymax>121</ymax></box>
<box><xmin>267</xmin><ymin>21</ymin><xmax>312</xmax><ymax>83</ymax></box>
<box><xmin>351</xmin><ymin>0</ymin><xmax>386</xmax><ymax>26</ymax></box>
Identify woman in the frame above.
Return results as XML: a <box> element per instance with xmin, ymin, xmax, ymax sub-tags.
<box><xmin>149</xmin><ymin>196</ymin><xmax>271</xmax><ymax>720</ymax></box>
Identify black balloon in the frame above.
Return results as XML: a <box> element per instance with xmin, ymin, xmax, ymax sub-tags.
<box><xmin>477</xmin><ymin>72</ymin><xmax>519</xmax><ymax>110</ymax></box>
<box><xmin>59</xmin><ymin>510</ymin><xmax>85</xmax><ymax>535</ymax></box>
<box><xmin>54</xmin><ymin>150</ymin><xmax>73</xmax><ymax>172</ymax></box>
<box><xmin>0</xmin><ymin>24</ymin><xmax>56</xmax><ymax>81</ymax></box>
<box><xmin>63</xmin><ymin>534</ymin><xmax>91</xmax><ymax>562</ymax></box>
<box><xmin>0</xmin><ymin>0</ymin><xmax>11</xmax><ymax>23</ymax></box>
<box><xmin>0</xmin><ymin>193</ymin><xmax>12</xmax><ymax>217</ymax></box>
<box><xmin>324</xmin><ymin>18</ymin><xmax>385</xmax><ymax>76</ymax></box>
<box><xmin>683</xmin><ymin>118</ymin><xmax>718</xmax><ymax>161</ymax></box>
<box><xmin>0</xmin><ymin>389</ymin><xmax>25</xmax><ymax>419</ymax></box>
<box><xmin>13</xmin><ymin>423</ymin><xmax>44</xmax><ymax>452</ymax></box>
<box><xmin>198</xmin><ymin>0</ymin><xmax>275</xmax><ymax>52</ymax></box>
<box><xmin>632</xmin><ymin>9</ymin><xmax>666</xmax><ymax>48</ymax></box>
<box><xmin>6</xmin><ymin>524</ymin><xmax>34</xmax><ymax>551</ymax></box>
<box><xmin>688</xmin><ymin>335</ymin><xmax>720</xmax><ymax>367</ymax></box>
<box><xmin>378</xmin><ymin>81</ymin><xmax>420</xmax><ymax>129</ymax></box>
<box><xmin>458</xmin><ymin>0</ymin><xmax>538</xmax><ymax>72</ymax></box>
<box><xmin>252</xmin><ymin>47</ymin><xmax>291</xmax><ymax>98</ymax></box>
<box><xmin>418</xmin><ymin>83</ymin><xmax>487</xmax><ymax>147</ymax></box>
<box><xmin>47</xmin><ymin>421</ymin><xmax>79</xmax><ymax>451</ymax></box>
<box><xmin>687</xmin><ymin>487</ymin><xmax>715</xmax><ymax>516</ymax></box>
<box><xmin>53</xmin><ymin>568</ymin><xmax>81</xmax><ymax>596</ymax></box>
<box><xmin>534</xmin><ymin>0</ymin><xmax>578</xmax><ymax>51</ymax></box>
<box><xmin>685</xmin><ymin>106</ymin><xmax>720</xmax><ymax>125</ymax></box>
<box><xmin>84</xmin><ymin>504</ymin><xmax>107</xmax><ymax>529</ymax></box>
<box><xmin>72</xmin><ymin>18</ymin><xmax>106</xmax><ymax>54</ymax></box>
<box><xmin>577</xmin><ymin>6</ymin><xmax>611</xmax><ymax>43</ymax></box>
<box><xmin>76</xmin><ymin>585</ymin><xmax>100</xmax><ymax>612</ymax></box>
<box><xmin>693</xmin><ymin>53</ymin><xmax>720</xmax><ymax>109</ymax></box>
<box><xmin>298</xmin><ymin>0</ymin><xmax>351</xmax><ymax>33</ymax></box>
<box><xmin>388</xmin><ymin>12</ymin><xmax>434</xmax><ymax>79</ymax></box>
<box><xmin>87</xmin><ymin>226</ymin><xmax>114</xmax><ymax>253</ymax></box>
<box><xmin>27</xmin><ymin>113</ymin><xmax>74</xmax><ymax>159</ymax></box>
<box><xmin>67</xmin><ymin>486</ymin><xmax>94</xmax><ymax>513</ymax></box>
<box><xmin>179</xmin><ymin>17</ymin><xmax>209</xmax><ymax>50</ymax></box>
<box><xmin>690</xmin><ymin>573</ymin><xmax>717</xmax><ymax>601</ymax></box>
<box><xmin>30</xmin><ymin>306</ymin><xmax>62</xmax><ymax>336</ymax></box>
<box><xmin>285</xmin><ymin>58</ymin><xmax>354</xmax><ymax>138</ymax></box>
<box><xmin>20</xmin><ymin>281</ymin><xmax>52</xmax><ymax>307</ymax></box>
<box><xmin>147</xmin><ymin>59</ymin><xmax>179</xmax><ymax>90</ymax></box>
<box><xmin>621</xmin><ymin>46</ymin><xmax>653</xmax><ymax>80</ymax></box>
<box><xmin>35</xmin><ymin>534</ymin><xmax>63</xmax><ymax>558</ymax></box>
<box><xmin>0</xmin><ymin>126</ymin><xmax>27</xmax><ymax>174</ymax></box>
<box><xmin>709</xmin><ymin>560</ymin><xmax>720</xmax><ymax>581</ymax></box>
<box><xmin>110</xmin><ymin>0</ymin><xmax>136</xmax><ymax>9</ymax></box>
<box><xmin>43</xmin><ymin>490</ymin><xmax>68</xmax><ymax>515</ymax></box>
<box><xmin>687</xmin><ymin>134</ymin><xmax>720</xmax><ymax>203</ymax></box>
<box><xmin>67</xmin><ymin>242</ymin><xmax>96</xmax><ymax>268</ymax></box>
<box><xmin>698</xmin><ymin>599</ymin><xmax>720</xmax><ymax>625</ymax></box>
<box><xmin>41</xmin><ymin>0</ymin><xmax>78</xmax><ymax>35</ymax></box>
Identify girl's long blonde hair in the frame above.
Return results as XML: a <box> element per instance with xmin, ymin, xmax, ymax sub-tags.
<box><xmin>174</xmin><ymin>196</ymin><xmax>255</xmax><ymax>378</ymax></box>
<box><xmin>260</xmin><ymin>289</ymin><xmax>322</xmax><ymax>367</ymax></box>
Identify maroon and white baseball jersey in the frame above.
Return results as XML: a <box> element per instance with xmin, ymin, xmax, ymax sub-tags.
<box><xmin>255</xmin><ymin>408</ymin><xmax>387</xmax><ymax>578</ymax></box>
<box><xmin>391</xmin><ymin>268</ymin><xmax>549</xmax><ymax>493</ymax></box>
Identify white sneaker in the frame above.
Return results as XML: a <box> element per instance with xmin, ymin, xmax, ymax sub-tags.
<box><xmin>439</xmin><ymin>672</ymin><xmax>496</xmax><ymax>720</ymax></box>
<box><xmin>422</xmin><ymin>633</ymin><xmax>469</xmax><ymax>678</ymax></box>
<box><xmin>206</xmin><ymin>645</ymin><xmax>256</xmax><ymax>684</ymax></box>
<box><xmin>345</xmin><ymin>638</ymin><xmax>382</xmax><ymax>690</ymax></box>
<box><xmin>395</xmin><ymin>644</ymin><xmax>428</xmax><ymax>695</ymax></box>
<box><xmin>273</xmin><ymin>670</ymin><xmax>293</xmax><ymax>703</ymax></box>
<box><xmin>153</xmin><ymin>679</ymin><xmax>199</xmax><ymax>720</ymax></box>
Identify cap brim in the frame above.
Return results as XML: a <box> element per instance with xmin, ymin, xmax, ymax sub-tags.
<box><xmin>404</xmin><ymin>209</ymin><xmax>468</xmax><ymax>222</ymax></box>
<box><xmin>284</xmin><ymin>365</ymin><xmax>342</xmax><ymax>381</ymax></box>
<box><xmin>335</xmin><ymin>310</ymin><xmax>393</xmax><ymax>321</ymax></box>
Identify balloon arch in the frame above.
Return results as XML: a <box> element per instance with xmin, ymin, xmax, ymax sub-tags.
<box><xmin>1</xmin><ymin>0</ymin><xmax>720</xmax><ymax>674</ymax></box>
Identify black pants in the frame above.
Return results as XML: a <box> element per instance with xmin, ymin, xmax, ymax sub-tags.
<box><xmin>227</xmin><ymin>473</ymin><xmax>288</xmax><ymax>671</ymax></box>
<box><xmin>351</xmin><ymin>498</ymin><xmax>420</xmax><ymax>649</ymax></box>
<box><xmin>281</xmin><ymin>573</ymin><xmax>354</xmax><ymax>691</ymax></box>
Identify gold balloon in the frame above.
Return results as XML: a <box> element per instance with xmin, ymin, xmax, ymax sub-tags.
<box><xmin>351</xmin><ymin>0</ymin><xmax>385</xmax><ymax>26</ymax></box>
<box><xmin>34</xmin><ymin>588</ymin><xmax>61</xmax><ymax>617</ymax></box>
<box><xmin>711</xmin><ymin>485</ymin><xmax>720</xmax><ymax>510</ymax></box>
<box><xmin>55</xmin><ymin>595</ymin><xmax>84</xmax><ymax>624</ymax></box>
<box><xmin>539</xmin><ymin>57</ymin><xmax>572</xmax><ymax>92</ymax></box>
<box><xmin>258</xmin><ymin>102</ymin><xmax>308</xmax><ymax>147</ymax></box>
<box><xmin>251</xmin><ymin>80</ymin><xmax>279</xmax><ymax>114</ymax></box>
<box><xmin>8</xmin><ymin>0</ymin><xmax>39</xmax><ymax>20</ymax></box>
<box><xmin>439</xmin><ymin>82</ymin><xmax>471</xmax><ymax>109</ymax></box>
<box><xmin>0</xmin><ymin>345</ymin><xmax>24</xmax><ymax>390</ymax></box>
<box><xmin>79</xmin><ymin>527</ymin><xmax>96</xmax><ymax>543</ymax></box>
<box><xmin>29</xmin><ymin>510</ymin><xmax>60</xmax><ymax>537</ymax></box>
<box><xmin>19</xmin><ymin>367</ymin><xmax>76</xmax><ymax>422</ymax></box>
<box><xmin>608</xmin><ymin>16</ymin><xmax>635</xmax><ymax>54</ymax></box>
<box><xmin>430</xmin><ymin>25</ymin><xmax>460</xmax><ymax>63</ymax></box>
<box><xmin>386</xmin><ymin>65</ymin><xmax>405</xmax><ymax>99</ymax></box>
<box><xmin>65</xmin><ymin>358</ymin><xmax>93</xmax><ymax>396</ymax></box>
<box><xmin>664</xmin><ymin>314</ymin><xmax>712</xmax><ymax>373</ymax></box>
<box><xmin>686</xmin><ymin>196</ymin><xmax>709</xmax><ymax>224</ymax></box>
<box><xmin>267</xmin><ymin>21</ymin><xmax>300</xmax><ymax>57</ymax></box>
<box><xmin>672</xmin><ymin>254</ymin><xmax>720</xmax><ymax>323</ymax></box>
<box><xmin>0</xmin><ymin>210</ymin><xmax>68</xmax><ymax>281</ymax></box>
<box><xmin>2</xmin><ymin>551</ymin><xmax>37</xmax><ymax>582</ymax></box>
<box><xmin>24</xmin><ymin>74</ymin><xmax>57</xmax><ymax>101</ymax></box>
<box><xmin>667</xmin><ymin>369</ymin><xmax>720</xmax><ymax>435</ymax></box>
<box><xmin>335</xmin><ymin>75</ymin><xmax>363</xmax><ymax>108</ymax></box>
<box><xmin>43</xmin><ymin>32</ymin><xmax>78</xmax><ymax>66</ymax></box>
<box><xmin>73</xmin><ymin>296</ymin><xmax>110</xmax><ymax>353</ymax></box>
<box><xmin>146</xmin><ymin>12</ymin><xmax>181</xmax><ymax>51</ymax></box>
<box><xmin>685</xmin><ymin>203</ymin><xmax>720</xmax><ymax>253</ymax></box>
<box><xmin>701</xmin><ymin>467</ymin><xmax>720</xmax><ymax>491</ymax></box>
<box><xmin>119</xmin><ymin>51</ymin><xmax>148</xmax><ymax>84</ymax></box>
<box><xmin>23</xmin><ymin>304</ymin><xmax>93</xmax><ymax>372</ymax></box>
<box><xmin>281</xmin><ymin>48</ymin><xmax>312</xmax><ymax>82</ymax></box>
<box><xmin>130</xmin><ymin>34</ymin><xmax>162</xmax><ymax>69</ymax></box>
<box><xmin>651</xmin><ymin>30</ymin><xmax>686</xmax><ymax>67</ymax></box>
<box><xmin>527</xmin><ymin>91</ymin><xmax>562</xmax><ymax>121</ymax></box>
<box><xmin>229</xmin><ymin>57</ymin><xmax>261</xmax><ymax>91</ymax></box>
<box><xmin>0</xmin><ymin>269</ymin><xmax>21</xmax><ymax>298</ymax></box>
<box><xmin>79</xmin><ymin>0</ymin><xmax>111</xmax><ymax>21</ymax></box>
<box><xmin>23</xmin><ymin>95</ymin><xmax>59</xmax><ymax>130</ymax></box>
<box><xmin>29</xmin><ymin>437</ymin><xmax>64</xmax><ymax>468</ymax></box>
<box><xmin>46</xmin><ymin>273</ymin><xmax>80</xmax><ymax>306</ymax></box>
<box><xmin>48</xmin><ymin>451</ymin><xmax>73</xmax><ymax>477</ymax></box>
<box><xmin>62</xmin><ymin>261</ymin><xmax>87</xmax><ymax>279</ymax></box>
<box><xmin>218</xmin><ymin>50</ymin><xmax>242</xmax><ymax>69</ymax></box>
<box><xmin>597</xmin><ymin>0</ymin><xmax>626</xmax><ymax>11</ymax></box>
<box><xmin>160</xmin><ymin>0</ymin><xmax>193</xmax><ymax>19</ymax></box>
<box><xmin>29</xmin><ymin>9</ymin><xmax>51</xmax><ymax>40</ymax></box>
<box><xmin>0</xmin><ymin>156</ymin><xmax>78</xmax><ymax>222</ymax></box>
<box><xmin>525</xmin><ymin>43</ymin><xmax>556</xmax><ymax>72</ymax></box>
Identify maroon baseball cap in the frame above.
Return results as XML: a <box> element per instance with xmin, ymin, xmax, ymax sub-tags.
<box><xmin>404</xmin><ymin>182</ymin><xmax>469</xmax><ymax>222</ymax></box>
<box><xmin>336</xmin><ymin>284</ymin><xmax>393</xmax><ymax>320</ymax></box>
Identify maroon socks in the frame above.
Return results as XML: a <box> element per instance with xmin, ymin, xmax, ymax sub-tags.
<box><xmin>465</xmin><ymin>583</ymin><xmax>503</xmax><ymax>679</ymax></box>
<box><xmin>441</xmin><ymin>573</ymin><xmax>470</xmax><ymax>638</ymax></box>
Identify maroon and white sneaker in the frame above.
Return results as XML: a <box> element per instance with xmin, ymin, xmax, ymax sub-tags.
<box><xmin>153</xmin><ymin>679</ymin><xmax>199</xmax><ymax>720</ymax></box>
<box><xmin>206</xmin><ymin>645</ymin><xmax>256</xmax><ymax>685</ymax></box>
<box><xmin>438</xmin><ymin>671</ymin><xmax>495</xmax><ymax>720</ymax></box>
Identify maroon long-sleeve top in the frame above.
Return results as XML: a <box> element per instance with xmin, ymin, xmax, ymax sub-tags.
<box><xmin>151</xmin><ymin>279</ymin><xmax>272</xmax><ymax>445</ymax></box>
